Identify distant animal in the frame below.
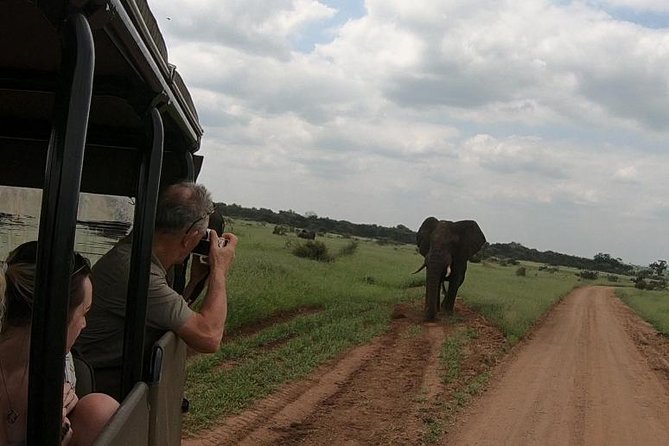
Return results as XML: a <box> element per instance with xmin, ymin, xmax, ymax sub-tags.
<box><xmin>415</xmin><ymin>217</ymin><xmax>486</xmax><ymax>320</ymax></box>
<box><xmin>297</xmin><ymin>229</ymin><xmax>316</xmax><ymax>240</ymax></box>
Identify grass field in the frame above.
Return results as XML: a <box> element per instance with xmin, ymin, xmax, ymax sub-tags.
<box><xmin>461</xmin><ymin>261</ymin><xmax>607</xmax><ymax>344</ymax></box>
<box><xmin>616</xmin><ymin>288</ymin><xmax>669</xmax><ymax>336</ymax></box>
<box><xmin>183</xmin><ymin>220</ymin><xmax>629</xmax><ymax>433</ymax></box>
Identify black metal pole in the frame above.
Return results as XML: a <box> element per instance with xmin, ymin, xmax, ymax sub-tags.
<box><xmin>172</xmin><ymin>152</ymin><xmax>196</xmax><ymax>294</ymax></box>
<box><xmin>183</xmin><ymin>151</ymin><xmax>195</xmax><ymax>182</ymax></box>
<box><xmin>27</xmin><ymin>12</ymin><xmax>94</xmax><ymax>446</ymax></box>
<box><xmin>120</xmin><ymin>107</ymin><xmax>164</xmax><ymax>398</ymax></box>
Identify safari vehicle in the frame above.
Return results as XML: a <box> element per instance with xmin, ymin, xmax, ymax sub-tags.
<box><xmin>1</xmin><ymin>0</ymin><xmax>204</xmax><ymax>444</ymax></box>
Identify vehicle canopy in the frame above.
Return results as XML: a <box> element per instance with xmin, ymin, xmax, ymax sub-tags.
<box><xmin>1</xmin><ymin>1</ymin><xmax>203</xmax><ymax>444</ymax></box>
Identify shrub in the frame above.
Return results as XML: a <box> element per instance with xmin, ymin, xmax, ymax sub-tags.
<box><xmin>516</xmin><ymin>267</ymin><xmax>527</xmax><ymax>277</ymax></box>
<box><xmin>635</xmin><ymin>279</ymin><xmax>647</xmax><ymax>290</ymax></box>
<box><xmin>498</xmin><ymin>258</ymin><xmax>519</xmax><ymax>267</ymax></box>
<box><xmin>337</xmin><ymin>241</ymin><xmax>358</xmax><ymax>257</ymax></box>
<box><xmin>577</xmin><ymin>270</ymin><xmax>598</xmax><ymax>280</ymax></box>
<box><xmin>272</xmin><ymin>225</ymin><xmax>288</xmax><ymax>235</ymax></box>
<box><xmin>648</xmin><ymin>279</ymin><xmax>667</xmax><ymax>291</ymax></box>
<box><xmin>607</xmin><ymin>275</ymin><xmax>619</xmax><ymax>282</ymax></box>
<box><xmin>292</xmin><ymin>241</ymin><xmax>332</xmax><ymax>262</ymax></box>
<box><xmin>538</xmin><ymin>265</ymin><xmax>559</xmax><ymax>273</ymax></box>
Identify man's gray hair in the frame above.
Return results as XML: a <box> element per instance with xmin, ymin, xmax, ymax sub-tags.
<box><xmin>155</xmin><ymin>182</ymin><xmax>213</xmax><ymax>233</ymax></box>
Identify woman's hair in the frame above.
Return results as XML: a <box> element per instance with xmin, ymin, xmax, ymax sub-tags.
<box><xmin>1</xmin><ymin>241</ymin><xmax>91</xmax><ymax>331</ymax></box>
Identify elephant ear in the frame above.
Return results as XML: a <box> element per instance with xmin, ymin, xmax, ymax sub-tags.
<box><xmin>416</xmin><ymin>217</ymin><xmax>439</xmax><ymax>257</ymax></box>
<box><xmin>452</xmin><ymin>220</ymin><xmax>486</xmax><ymax>260</ymax></box>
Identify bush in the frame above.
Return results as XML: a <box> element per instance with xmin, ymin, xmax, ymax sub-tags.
<box><xmin>292</xmin><ymin>241</ymin><xmax>332</xmax><ymax>262</ymax></box>
<box><xmin>516</xmin><ymin>267</ymin><xmax>527</xmax><ymax>276</ymax></box>
<box><xmin>635</xmin><ymin>279</ymin><xmax>647</xmax><ymax>290</ymax></box>
<box><xmin>498</xmin><ymin>258</ymin><xmax>519</xmax><ymax>267</ymax></box>
<box><xmin>272</xmin><ymin>225</ymin><xmax>288</xmax><ymax>235</ymax></box>
<box><xmin>577</xmin><ymin>270</ymin><xmax>598</xmax><ymax>280</ymax></box>
<box><xmin>337</xmin><ymin>241</ymin><xmax>358</xmax><ymax>257</ymax></box>
<box><xmin>538</xmin><ymin>265</ymin><xmax>559</xmax><ymax>273</ymax></box>
<box><xmin>607</xmin><ymin>275</ymin><xmax>619</xmax><ymax>282</ymax></box>
<box><xmin>648</xmin><ymin>279</ymin><xmax>667</xmax><ymax>291</ymax></box>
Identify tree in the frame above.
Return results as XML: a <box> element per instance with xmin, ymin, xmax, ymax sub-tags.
<box><xmin>649</xmin><ymin>260</ymin><xmax>667</xmax><ymax>277</ymax></box>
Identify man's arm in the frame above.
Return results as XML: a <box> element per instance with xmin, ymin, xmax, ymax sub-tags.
<box><xmin>176</xmin><ymin>231</ymin><xmax>237</xmax><ymax>353</ymax></box>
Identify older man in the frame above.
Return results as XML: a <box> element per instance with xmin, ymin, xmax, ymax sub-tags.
<box><xmin>75</xmin><ymin>182</ymin><xmax>237</xmax><ymax>398</ymax></box>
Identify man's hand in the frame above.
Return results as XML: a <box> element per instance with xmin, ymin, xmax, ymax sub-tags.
<box><xmin>177</xmin><ymin>230</ymin><xmax>237</xmax><ymax>352</ymax></box>
<box><xmin>207</xmin><ymin>231</ymin><xmax>238</xmax><ymax>277</ymax></box>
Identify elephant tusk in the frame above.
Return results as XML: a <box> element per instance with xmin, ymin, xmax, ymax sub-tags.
<box><xmin>445</xmin><ymin>266</ymin><xmax>452</xmax><ymax>277</ymax></box>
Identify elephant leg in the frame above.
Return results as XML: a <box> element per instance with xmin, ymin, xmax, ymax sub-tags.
<box><xmin>443</xmin><ymin>281</ymin><xmax>459</xmax><ymax>314</ymax></box>
<box><xmin>443</xmin><ymin>267</ymin><xmax>468</xmax><ymax>313</ymax></box>
<box><xmin>425</xmin><ymin>292</ymin><xmax>433</xmax><ymax>320</ymax></box>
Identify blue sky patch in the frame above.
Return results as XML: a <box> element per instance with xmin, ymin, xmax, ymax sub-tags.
<box><xmin>293</xmin><ymin>0</ymin><xmax>367</xmax><ymax>52</ymax></box>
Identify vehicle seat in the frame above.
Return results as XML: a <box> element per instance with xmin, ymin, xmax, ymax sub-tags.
<box><xmin>72</xmin><ymin>353</ymin><xmax>96</xmax><ymax>397</ymax></box>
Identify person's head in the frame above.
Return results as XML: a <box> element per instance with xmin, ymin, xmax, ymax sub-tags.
<box><xmin>154</xmin><ymin>182</ymin><xmax>214</xmax><ymax>262</ymax></box>
<box><xmin>1</xmin><ymin>241</ymin><xmax>93</xmax><ymax>350</ymax></box>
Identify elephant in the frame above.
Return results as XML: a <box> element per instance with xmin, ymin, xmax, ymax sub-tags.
<box><xmin>415</xmin><ymin>217</ymin><xmax>486</xmax><ymax>321</ymax></box>
<box><xmin>297</xmin><ymin>229</ymin><xmax>316</xmax><ymax>240</ymax></box>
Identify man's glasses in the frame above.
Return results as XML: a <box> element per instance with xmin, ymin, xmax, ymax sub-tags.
<box><xmin>185</xmin><ymin>209</ymin><xmax>215</xmax><ymax>235</ymax></box>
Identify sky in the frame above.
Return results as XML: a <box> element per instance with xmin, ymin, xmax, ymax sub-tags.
<box><xmin>147</xmin><ymin>0</ymin><xmax>669</xmax><ymax>266</ymax></box>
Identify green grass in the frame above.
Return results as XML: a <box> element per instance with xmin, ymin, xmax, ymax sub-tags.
<box><xmin>439</xmin><ymin>327</ymin><xmax>478</xmax><ymax>384</ymax></box>
<box><xmin>217</xmin><ymin>220</ymin><xmax>422</xmax><ymax>331</ymax></box>
<box><xmin>616</xmin><ymin>287</ymin><xmax>669</xmax><ymax>335</ymax></box>
<box><xmin>184</xmin><ymin>221</ymin><xmax>423</xmax><ymax>433</ymax></box>
<box><xmin>184</xmin><ymin>221</ymin><xmax>625</xmax><ymax>434</ymax></box>
<box><xmin>458</xmin><ymin>261</ymin><xmax>584</xmax><ymax>344</ymax></box>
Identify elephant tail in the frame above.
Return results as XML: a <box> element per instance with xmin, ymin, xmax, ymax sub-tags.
<box><xmin>412</xmin><ymin>262</ymin><xmax>426</xmax><ymax>274</ymax></box>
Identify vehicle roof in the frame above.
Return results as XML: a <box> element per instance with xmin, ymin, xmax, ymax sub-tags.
<box><xmin>0</xmin><ymin>0</ymin><xmax>204</xmax><ymax>196</ymax></box>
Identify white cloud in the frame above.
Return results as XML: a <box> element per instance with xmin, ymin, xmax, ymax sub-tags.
<box><xmin>150</xmin><ymin>0</ymin><xmax>669</xmax><ymax>265</ymax></box>
<box><xmin>613</xmin><ymin>165</ymin><xmax>639</xmax><ymax>182</ymax></box>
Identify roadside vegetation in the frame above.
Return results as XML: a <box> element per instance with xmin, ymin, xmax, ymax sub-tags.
<box><xmin>616</xmin><ymin>288</ymin><xmax>669</xmax><ymax>336</ymax></box>
<box><xmin>184</xmin><ymin>219</ymin><xmax>629</xmax><ymax>434</ymax></box>
<box><xmin>459</xmin><ymin>260</ymin><xmax>624</xmax><ymax>344</ymax></box>
<box><xmin>184</xmin><ymin>220</ymin><xmax>420</xmax><ymax>432</ymax></box>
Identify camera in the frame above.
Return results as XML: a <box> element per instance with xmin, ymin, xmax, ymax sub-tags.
<box><xmin>192</xmin><ymin>228</ymin><xmax>213</xmax><ymax>257</ymax></box>
<box><xmin>191</xmin><ymin>211</ymin><xmax>227</xmax><ymax>263</ymax></box>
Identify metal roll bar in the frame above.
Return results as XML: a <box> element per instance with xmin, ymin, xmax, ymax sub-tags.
<box><xmin>121</xmin><ymin>106</ymin><xmax>164</xmax><ymax>398</ymax></box>
<box><xmin>27</xmin><ymin>12</ymin><xmax>95</xmax><ymax>445</ymax></box>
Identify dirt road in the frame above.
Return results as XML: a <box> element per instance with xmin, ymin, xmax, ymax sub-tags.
<box><xmin>184</xmin><ymin>287</ymin><xmax>669</xmax><ymax>446</ymax></box>
<box><xmin>446</xmin><ymin>286</ymin><xmax>669</xmax><ymax>445</ymax></box>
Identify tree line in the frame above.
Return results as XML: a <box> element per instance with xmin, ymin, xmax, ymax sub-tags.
<box><xmin>217</xmin><ymin>203</ymin><xmax>640</xmax><ymax>275</ymax></box>
<box><xmin>215</xmin><ymin>203</ymin><xmax>415</xmax><ymax>244</ymax></box>
<box><xmin>480</xmin><ymin>242</ymin><xmax>634</xmax><ymax>275</ymax></box>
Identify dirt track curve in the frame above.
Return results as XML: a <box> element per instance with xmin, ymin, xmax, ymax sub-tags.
<box><xmin>184</xmin><ymin>287</ymin><xmax>669</xmax><ymax>446</ymax></box>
